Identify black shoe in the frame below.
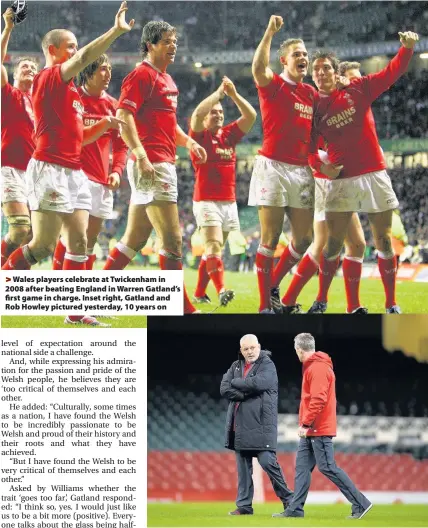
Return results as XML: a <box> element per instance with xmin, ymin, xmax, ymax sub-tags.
<box><xmin>282</xmin><ymin>303</ymin><xmax>302</xmax><ymax>314</ymax></box>
<box><xmin>219</xmin><ymin>289</ymin><xmax>235</xmax><ymax>307</ymax></box>
<box><xmin>307</xmin><ymin>300</ymin><xmax>327</xmax><ymax>314</ymax></box>
<box><xmin>349</xmin><ymin>306</ymin><xmax>368</xmax><ymax>314</ymax></box>
<box><xmin>272</xmin><ymin>510</ymin><xmax>304</xmax><ymax>518</ymax></box>
<box><xmin>270</xmin><ymin>287</ymin><xmax>282</xmax><ymax>314</ymax></box>
<box><xmin>229</xmin><ymin>508</ymin><xmax>253</xmax><ymax>516</ymax></box>
<box><xmin>347</xmin><ymin>503</ymin><xmax>373</xmax><ymax>519</ymax></box>
<box><xmin>193</xmin><ymin>294</ymin><xmax>211</xmax><ymax>304</ymax></box>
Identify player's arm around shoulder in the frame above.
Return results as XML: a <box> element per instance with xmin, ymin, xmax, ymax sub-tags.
<box><xmin>252</xmin><ymin>15</ymin><xmax>283</xmax><ymax>87</ymax></box>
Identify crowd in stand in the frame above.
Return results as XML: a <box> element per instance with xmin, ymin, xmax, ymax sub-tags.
<box><xmin>9</xmin><ymin>2</ymin><xmax>427</xmax><ymax>52</ymax></box>
<box><xmin>106</xmin><ymin>67</ymin><xmax>428</xmax><ymax>142</ymax></box>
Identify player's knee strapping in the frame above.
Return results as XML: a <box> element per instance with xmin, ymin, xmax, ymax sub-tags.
<box><xmin>6</xmin><ymin>214</ymin><xmax>31</xmax><ymax>228</ymax></box>
<box><xmin>159</xmin><ymin>248</ymin><xmax>181</xmax><ymax>261</ymax></box>
<box><xmin>6</xmin><ymin>215</ymin><xmax>31</xmax><ymax>243</ymax></box>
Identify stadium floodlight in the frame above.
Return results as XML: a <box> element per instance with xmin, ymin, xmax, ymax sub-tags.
<box><xmin>194</xmin><ymin>62</ymin><xmax>202</xmax><ymax>68</ymax></box>
<box><xmin>420</xmin><ymin>53</ymin><xmax>428</xmax><ymax>59</ymax></box>
<box><xmin>10</xmin><ymin>0</ymin><xmax>27</xmax><ymax>25</ymax></box>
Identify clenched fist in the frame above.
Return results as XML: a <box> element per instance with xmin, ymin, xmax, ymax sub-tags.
<box><xmin>267</xmin><ymin>15</ymin><xmax>283</xmax><ymax>35</ymax></box>
<box><xmin>2</xmin><ymin>7</ymin><xmax>14</xmax><ymax>29</ymax></box>
<box><xmin>398</xmin><ymin>31</ymin><xmax>419</xmax><ymax>49</ymax></box>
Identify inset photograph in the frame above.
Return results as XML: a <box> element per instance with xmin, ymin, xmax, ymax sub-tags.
<box><xmin>148</xmin><ymin>315</ymin><xmax>428</xmax><ymax>527</ymax></box>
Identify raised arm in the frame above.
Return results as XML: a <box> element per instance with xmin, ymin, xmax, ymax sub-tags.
<box><xmin>60</xmin><ymin>1</ymin><xmax>134</xmax><ymax>82</ymax></box>
<box><xmin>190</xmin><ymin>84</ymin><xmax>224</xmax><ymax>133</ymax></box>
<box><xmin>223</xmin><ymin>77</ymin><xmax>257</xmax><ymax>134</ymax></box>
<box><xmin>1</xmin><ymin>8</ymin><xmax>14</xmax><ymax>87</ymax></box>
<box><xmin>231</xmin><ymin>359</ymin><xmax>277</xmax><ymax>394</ymax></box>
<box><xmin>252</xmin><ymin>15</ymin><xmax>283</xmax><ymax>87</ymax></box>
<box><xmin>364</xmin><ymin>31</ymin><xmax>418</xmax><ymax>102</ymax></box>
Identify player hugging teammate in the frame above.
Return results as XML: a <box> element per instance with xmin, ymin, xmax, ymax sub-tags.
<box><xmin>249</xmin><ymin>16</ymin><xmax>418</xmax><ymax>314</ymax></box>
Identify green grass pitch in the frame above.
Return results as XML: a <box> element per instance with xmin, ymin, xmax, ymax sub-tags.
<box><xmin>1</xmin><ymin>263</ymin><xmax>427</xmax><ymax>327</ymax></box>
<box><xmin>148</xmin><ymin>503</ymin><xmax>428</xmax><ymax>527</ymax></box>
<box><xmin>1</xmin><ymin>315</ymin><xmax>147</xmax><ymax>328</ymax></box>
<box><xmin>182</xmin><ymin>268</ymin><xmax>428</xmax><ymax>314</ymax></box>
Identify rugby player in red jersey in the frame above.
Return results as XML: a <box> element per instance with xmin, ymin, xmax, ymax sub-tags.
<box><xmin>1</xmin><ymin>7</ymin><xmax>37</xmax><ymax>266</ymax></box>
<box><xmin>190</xmin><ymin>76</ymin><xmax>256</xmax><ymax>307</ymax></box>
<box><xmin>52</xmin><ymin>55</ymin><xmax>128</xmax><ymax>272</ymax></box>
<box><xmin>103</xmin><ymin>21</ymin><xmax>207</xmax><ymax>315</ymax></box>
<box><xmin>250</xmin><ymin>15</ymin><xmax>317</xmax><ymax>314</ymax></box>
<box><xmin>282</xmin><ymin>61</ymin><xmax>371</xmax><ymax>314</ymax></box>
<box><xmin>308</xmin><ymin>31</ymin><xmax>419</xmax><ymax>314</ymax></box>
<box><xmin>48</xmin><ymin>55</ymin><xmax>128</xmax><ymax>327</ymax></box>
<box><xmin>2</xmin><ymin>1</ymin><xmax>133</xmax><ymax>273</ymax></box>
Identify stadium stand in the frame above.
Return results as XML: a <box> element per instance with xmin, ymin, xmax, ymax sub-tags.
<box><xmin>148</xmin><ymin>451</ymin><xmax>428</xmax><ymax>500</ymax></box>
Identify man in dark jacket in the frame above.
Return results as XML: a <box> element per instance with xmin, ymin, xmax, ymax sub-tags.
<box><xmin>220</xmin><ymin>333</ymin><xmax>293</xmax><ymax>515</ymax></box>
<box><xmin>275</xmin><ymin>333</ymin><xmax>372</xmax><ymax>520</ymax></box>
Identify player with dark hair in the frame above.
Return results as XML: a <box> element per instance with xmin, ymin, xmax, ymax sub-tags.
<box><xmin>191</xmin><ymin>76</ymin><xmax>256</xmax><ymax>307</ymax></box>
<box><xmin>280</xmin><ymin>54</ymin><xmax>367</xmax><ymax>314</ymax></box>
<box><xmin>250</xmin><ymin>16</ymin><xmax>317</xmax><ymax>314</ymax></box>
<box><xmin>103</xmin><ymin>20</ymin><xmax>207</xmax><ymax>315</ymax></box>
<box><xmin>338</xmin><ymin>61</ymin><xmax>362</xmax><ymax>79</ymax></box>
<box><xmin>52</xmin><ymin>54</ymin><xmax>128</xmax><ymax>273</ymax></box>
<box><xmin>307</xmin><ymin>32</ymin><xmax>419</xmax><ymax>314</ymax></box>
<box><xmin>47</xmin><ymin>54</ymin><xmax>128</xmax><ymax>326</ymax></box>
<box><xmin>2</xmin><ymin>1</ymin><xmax>133</xmax><ymax>273</ymax></box>
<box><xmin>1</xmin><ymin>7</ymin><xmax>37</xmax><ymax>266</ymax></box>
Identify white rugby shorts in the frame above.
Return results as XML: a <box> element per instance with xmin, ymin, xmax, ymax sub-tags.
<box><xmin>314</xmin><ymin>177</ymin><xmax>329</xmax><ymax>222</ymax></box>
<box><xmin>27</xmin><ymin>159</ymin><xmax>91</xmax><ymax>213</ymax></box>
<box><xmin>87</xmin><ymin>179</ymin><xmax>113</xmax><ymax>219</ymax></box>
<box><xmin>1</xmin><ymin>166</ymin><xmax>28</xmax><ymax>204</ymax></box>
<box><xmin>127</xmin><ymin>159</ymin><xmax>177</xmax><ymax>205</ymax></box>
<box><xmin>193</xmin><ymin>200</ymin><xmax>240</xmax><ymax>232</ymax></box>
<box><xmin>325</xmin><ymin>170</ymin><xmax>399</xmax><ymax>213</ymax></box>
<box><xmin>248</xmin><ymin>155</ymin><xmax>314</xmax><ymax>209</ymax></box>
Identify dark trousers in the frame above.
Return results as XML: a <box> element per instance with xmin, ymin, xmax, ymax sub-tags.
<box><xmin>287</xmin><ymin>436</ymin><xmax>371</xmax><ymax>515</ymax></box>
<box><xmin>235</xmin><ymin>450</ymin><xmax>293</xmax><ymax>510</ymax></box>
